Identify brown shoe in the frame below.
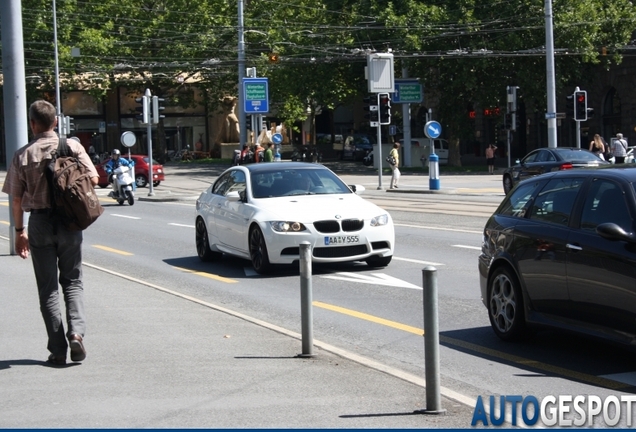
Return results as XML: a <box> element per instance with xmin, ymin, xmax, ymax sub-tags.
<box><xmin>69</xmin><ymin>334</ymin><xmax>86</xmax><ymax>362</ymax></box>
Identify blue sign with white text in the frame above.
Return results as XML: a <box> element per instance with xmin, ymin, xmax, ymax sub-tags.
<box><xmin>244</xmin><ymin>78</ymin><xmax>269</xmax><ymax>114</ymax></box>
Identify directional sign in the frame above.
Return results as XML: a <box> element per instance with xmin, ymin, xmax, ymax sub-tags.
<box><xmin>392</xmin><ymin>79</ymin><xmax>423</xmax><ymax>104</ymax></box>
<box><xmin>243</xmin><ymin>78</ymin><xmax>269</xmax><ymax>114</ymax></box>
<box><xmin>320</xmin><ymin>272</ymin><xmax>421</xmax><ymax>290</ymax></box>
<box><xmin>271</xmin><ymin>133</ymin><xmax>283</xmax><ymax>144</ymax></box>
<box><xmin>424</xmin><ymin>120</ymin><xmax>442</xmax><ymax>139</ymax></box>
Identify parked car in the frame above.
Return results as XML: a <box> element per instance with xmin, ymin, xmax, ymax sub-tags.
<box><xmin>96</xmin><ymin>155</ymin><xmax>165</xmax><ymax>188</ymax></box>
<box><xmin>195</xmin><ymin>162</ymin><xmax>394</xmax><ymax>274</ymax></box>
<box><xmin>342</xmin><ymin>134</ymin><xmax>376</xmax><ymax>161</ymax></box>
<box><xmin>502</xmin><ymin>147</ymin><xmax>608</xmax><ymax>194</ymax></box>
<box><xmin>400</xmin><ymin>138</ymin><xmax>449</xmax><ymax>165</ymax></box>
<box><xmin>479</xmin><ymin>166</ymin><xmax>636</xmax><ymax>346</ymax></box>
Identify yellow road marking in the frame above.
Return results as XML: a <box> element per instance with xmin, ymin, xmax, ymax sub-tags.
<box><xmin>92</xmin><ymin>244</ymin><xmax>134</xmax><ymax>256</ymax></box>
<box><xmin>314</xmin><ymin>300</ymin><xmax>629</xmax><ymax>390</ymax></box>
<box><xmin>173</xmin><ymin>266</ymin><xmax>238</xmax><ymax>284</ymax></box>
<box><xmin>313</xmin><ymin>301</ymin><xmax>424</xmax><ymax>335</ymax></box>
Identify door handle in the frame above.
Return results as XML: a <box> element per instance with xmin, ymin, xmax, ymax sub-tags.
<box><xmin>566</xmin><ymin>243</ymin><xmax>582</xmax><ymax>251</ymax></box>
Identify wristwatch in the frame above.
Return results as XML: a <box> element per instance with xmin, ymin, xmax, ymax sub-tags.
<box><xmin>15</xmin><ymin>226</ymin><xmax>25</xmax><ymax>233</ymax></box>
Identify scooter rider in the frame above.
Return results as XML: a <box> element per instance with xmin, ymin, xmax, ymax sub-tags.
<box><xmin>105</xmin><ymin>149</ymin><xmax>134</xmax><ymax>196</ymax></box>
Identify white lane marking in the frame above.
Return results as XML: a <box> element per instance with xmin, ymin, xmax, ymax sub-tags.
<box><xmin>169</xmin><ymin>223</ymin><xmax>195</xmax><ymax>228</ymax></box>
<box><xmin>111</xmin><ymin>214</ymin><xmax>141</xmax><ymax>220</ymax></box>
<box><xmin>393</xmin><ymin>256</ymin><xmax>444</xmax><ymax>266</ymax></box>
<box><xmin>321</xmin><ymin>272</ymin><xmax>421</xmax><ymax>290</ymax></box>
<box><xmin>452</xmin><ymin>244</ymin><xmax>481</xmax><ymax>251</ymax></box>
<box><xmin>394</xmin><ymin>223</ymin><xmax>481</xmax><ymax>234</ymax></box>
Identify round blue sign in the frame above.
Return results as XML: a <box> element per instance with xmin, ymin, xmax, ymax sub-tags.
<box><xmin>272</xmin><ymin>133</ymin><xmax>283</xmax><ymax>144</ymax></box>
<box><xmin>424</xmin><ymin>121</ymin><xmax>442</xmax><ymax>139</ymax></box>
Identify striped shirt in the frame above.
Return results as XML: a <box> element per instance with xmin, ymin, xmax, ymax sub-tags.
<box><xmin>2</xmin><ymin>131</ymin><xmax>98</xmax><ymax>212</ymax></box>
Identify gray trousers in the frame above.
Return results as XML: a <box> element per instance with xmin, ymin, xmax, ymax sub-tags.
<box><xmin>28</xmin><ymin>213</ymin><xmax>86</xmax><ymax>357</ymax></box>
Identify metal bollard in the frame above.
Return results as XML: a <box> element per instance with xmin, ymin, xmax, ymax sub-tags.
<box><xmin>416</xmin><ymin>266</ymin><xmax>446</xmax><ymax>415</ymax></box>
<box><xmin>299</xmin><ymin>241</ymin><xmax>314</xmax><ymax>357</ymax></box>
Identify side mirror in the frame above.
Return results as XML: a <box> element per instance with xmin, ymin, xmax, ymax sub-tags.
<box><xmin>597</xmin><ymin>223</ymin><xmax>636</xmax><ymax>243</ymax></box>
<box><xmin>349</xmin><ymin>184</ymin><xmax>366</xmax><ymax>194</ymax></box>
<box><xmin>226</xmin><ymin>191</ymin><xmax>242</xmax><ymax>202</ymax></box>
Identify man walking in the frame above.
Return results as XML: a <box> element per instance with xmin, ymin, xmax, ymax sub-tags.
<box><xmin>2</xmin><ymin>100</ymin><xmax>99</xmax><ymax>365</ymax></box>
<box><xmin>612</xmin><ymin>133</ymin><xmax>628</xmax><ymax>164</ymax></box>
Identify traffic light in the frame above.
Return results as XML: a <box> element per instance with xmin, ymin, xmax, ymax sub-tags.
<box><xmin>503</xmin><ymin>113</ymin><xmax>510</xmax><ymax>130</ymax></box>
<box><xmin>566</xmin><ymin>94</ymin><xmax>575</xmax><ymax>119</ymax></box>
<box><xmin>574</xmin><ymin>90</ymin><xmax>587</xmax><ymax>121</ymax></box>
<box><xmin>58</xmin><ymin>115</ymin><xmax>74</xmax><ymax>136</ymax></box>
<box><xmin>363</xmin><ymin>95</ymin><xmax>379</xmax><ymax>126</ymax></box>
<box><xmin>379</xmin><ymin>93</ymin><xmax>391</xmax><ymax>125</ymax></box>
<box><xmin>135</xmin><ymin>95</ymin><xmax>149</xmax><ymax>124</ymax></box>
<box><xmin>587</xmin><ymin>107</ymin><xmax>595</xmax><ymax>120</ymax></box>
<box><xmin>152</xmin><ymin>96</ymin><xmax>165</xmax><ymax>124</ymax></box>
<box><xmin>244</xmin><ymin>115</ymin><xmax>251</xmax><ymax>131</ymax></box>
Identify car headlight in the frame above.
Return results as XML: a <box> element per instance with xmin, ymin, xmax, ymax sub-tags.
<box><xmin>370</xmin><ymin>214</ymin><xmax>389</xmax><ymax>227</ymax></box>
<box><xmin>269</xmin><ymin>221</ymin><xmax>307</xmax><ymax>232</ymax></box>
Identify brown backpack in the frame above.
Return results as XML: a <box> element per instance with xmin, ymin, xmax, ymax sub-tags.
<box><xmin>46</xmin><ymin>137</ymin><xmax>104</xmax><ymax>230</ymax></box>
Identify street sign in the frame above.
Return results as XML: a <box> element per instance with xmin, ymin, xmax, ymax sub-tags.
<box><xmin>243</xmin><ymin>78</ymin><xmax>269</xmax><ymax>114</ymax></box>
<box><xmin>392</xmin><ymin>80</ymin><xmax>423</xmax><ymax>104</ymax></box>
<box><xmin>545</xmin><ymin>112</ymin><xmax>556</xmax><ymax>119</ymax></box>
<box><xmin>424</xmin><ymin>121</ymin><xmax>442</xmax><ymax>139</ymax></box>
<box><xmin>389</xmin><ymin>125</ymin><xmax>397</xmax><ymax>136</ymax></box>
<box><xmin>271</xmin><ymin>133</ymin><xmax>283</xmax><ymax>144</ymax></box>
<box><xmin>120</xmin><ymin>131</ymin><xmax>136</xmax><ymax>147</ymax></box>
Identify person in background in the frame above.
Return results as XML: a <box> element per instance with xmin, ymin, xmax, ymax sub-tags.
<box><xmin>485</xmin><ymin>143</ymin><xmax>498</xmax><ymax>174</ymax></box>
<box><xmin>105</xmin><ymin>149</ymin><xmax>134</xmax><ymax>196</ymax></box>
<box><xmin>612</xmin><ymin>133</ymin><xmax>628</xmax><ymax>164</ymax></box>
<box><xmin>264</xmin><ymin>143</ymin><xmax>274</xmax><ymax>162</ymax></box>
<box><xmin>2</xmin><ymin>99</ymin><xmax>98</xmax><ymax>365</ymax></box>
<box><xmin>589</xmin><ymin>134</ymin><xmax>606</xmax><ymax>160</ymax></box>
<box><xmin>389</xmin><ymin>141</ymin><xmax>400</xmax><ymax>189</ymax></box>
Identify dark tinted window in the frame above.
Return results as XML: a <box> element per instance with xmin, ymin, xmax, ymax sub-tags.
<box><xmin>521</xmin><ymin>150</ymin><xmax>539</xmax><ymax>164</ymax></box>
<box><xmin>212</xmin><ymin>172</ymin><xmax>232</xmax><ymax>196</ymax></box>
<box><xmin>498</xmin><ymin>181</ymin><xmax>543</xmax><ymax>217</ymax></box>
<box><xmin>226</xmin><ymin>171</ymin><xmax>246</xmax><ymax>196</ymax></box>
<box><xmin>555</xmin><ymin>149</ymin><xmax>603</xmax><ymax>161</ymax></box>
<box><xmin>529</xmin><ymin>177</ymin><xmax>584</xmax><ymax>226</ymax></box>
<box><xmin>580</xmin><ymin>179</ymin><xmax>632</xmax><ymax>232</ymax></box>
<box><xmin>535</xmin><ymin>150</ymin><xmax>555</xmax><ymax>162</ymax></box>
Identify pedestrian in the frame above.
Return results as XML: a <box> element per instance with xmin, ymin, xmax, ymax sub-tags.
<box><xmin>485</xmin><ymin>143</ymin><xmax>498</xmax><ymax>174</ymax></box>
<box><xmin>264</xmin><ymin>142</ymin><xmax>274</xmax><ymax>162</ymax></box>
<box><xmin>389</xmin><ymin>141</ymin><xmax>400</xmax><ymax>189</ymax></box>
<box><xmin>589</xmin><ymin>134</ymin><xmax>606</xmax><ymax>160</ymax></box>
<box><xmin>612</xmin><ymin>133</ymin><xmax>628</xmax><ymax>164</ymax></box>
<box><xmin>2</xmin><ymin>100</ymin><xmax>99</xmax><ymax>366</ymax></box>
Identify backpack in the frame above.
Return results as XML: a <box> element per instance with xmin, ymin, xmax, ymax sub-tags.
<box><xmin>45</xmin><ymin>137</ymin><xmax>104</xmax><ymax>231</ymax></box>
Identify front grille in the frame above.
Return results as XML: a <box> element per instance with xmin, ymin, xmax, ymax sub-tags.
<box><xmin>313</xmin><ymin>245</ymin><xmax>368</xmax><ymax>258</ymax></box>
<box><xmin>341</xmin><ymin>219</ymin><xmax>364</xmax><ymax>232</ymax></box>
<box><xmin>314</xmin><ymin>220</ymin><xmax>340</xmax><ymax>233</ymax></box>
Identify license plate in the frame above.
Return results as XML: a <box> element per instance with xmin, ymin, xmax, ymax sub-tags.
<box><xmin>324</xmin><ymin>235</ymin><xmax>359</xmax><ymax>245</ymax></box>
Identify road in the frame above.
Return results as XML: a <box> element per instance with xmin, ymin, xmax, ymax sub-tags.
<box><xmin>2</xmin><ymin>165</ymin><xmax>636</xmax><ymax>425</ymax></box>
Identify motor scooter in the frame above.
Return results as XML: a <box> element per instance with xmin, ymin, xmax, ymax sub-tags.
<box><xmin>108</xmin><ymin>165</ymin><xmax>135</xmax><ymax>205</ymax></box>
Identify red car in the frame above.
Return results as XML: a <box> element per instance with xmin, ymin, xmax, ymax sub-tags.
<box><xmin>96</xmin><ymin>155</ymin><xmax>165</xmax><ymax>188</ymax></box>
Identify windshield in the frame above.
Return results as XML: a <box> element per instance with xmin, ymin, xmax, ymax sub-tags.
<box><xmin>251</xmin><ymin>167</ymin><xmax>353</xmax><ymax>198</ymax></box>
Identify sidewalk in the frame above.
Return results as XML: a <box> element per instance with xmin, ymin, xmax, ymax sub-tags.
<box><xmin>0</xmin><ymin>240</ymin><xmax>477</xmax><ymax>428</ymax></box>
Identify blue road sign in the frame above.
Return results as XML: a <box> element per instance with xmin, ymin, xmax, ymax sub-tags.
<box><xmin>424</xmin><ymin>121</ymin><xmax>442</xmax><ymax>139</ymax></box>
<box><xmin>244</xmin><ymin>78</ymin><xmax>269</xmax><ymax>114</ymax></box>
<box><xmin>271</xmin><ymin>133</ymin><xmax>283</xmax><ymax>144</ymax></box>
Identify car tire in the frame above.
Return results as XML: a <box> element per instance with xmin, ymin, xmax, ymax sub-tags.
<box><xmin>196</xmin><ymin>217</ymin><xmax>221</xmax><ymax>262</ymax></box>
<box><xmin>249</xmin><ymin>226</ymin><xmax>271</xmax><ymax>274</ymax></box>
<box><xmin>136</xmin><ymin>174</ymin><xmax>148</xmax><ymax>188</ymax></box>
<box><xmin>99</xmin><ymin>184</ymin><xmax>108</xmax><ymax>189</ymax></box>
<box><xmin>365</xmin><ymin>255</ymin><xmax>392</xmax><ymax>267</ymax></box>
<box><xmin>153</xmin><ymin>181</ymin><xmax>161</xmax><ymax>187</ymax></box>
<box><xmin>488</xmin><ymin>266</ymin><xmax>527</xmax><ymax>341</ymax></box>
<box><xmin>503</xmin><ymin>175</ymin><xmax>513</xmax><ymax>194</ymax></box>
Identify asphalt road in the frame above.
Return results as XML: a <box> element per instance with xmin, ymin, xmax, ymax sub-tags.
<box><xmin>2</xmin><ymin>162</ymin><xmax>636</xmax><ymax>427</ymax></box>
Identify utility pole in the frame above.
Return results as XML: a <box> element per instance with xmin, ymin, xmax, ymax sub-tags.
<box><xmin>237</xmin><ymin>0</ymin><xmax>246</xmax><ymax>150</ymax></box>
<box><xmin>545</xmin><ymin>0</ymin><xmax>558</xmax><ymax>148</ymax></box>
<box><xmin>2</xmin><ymin>0</ymin><xmax>29</xmax><ymax>255</ymax></box>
